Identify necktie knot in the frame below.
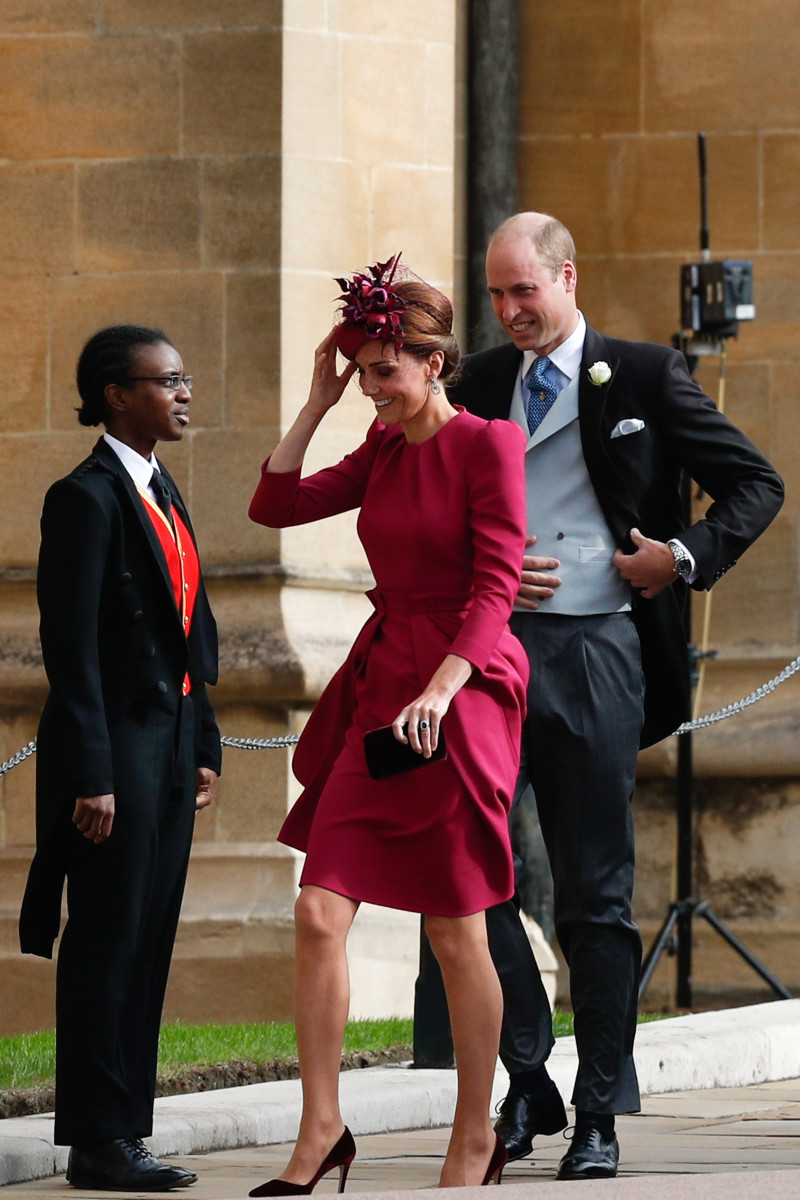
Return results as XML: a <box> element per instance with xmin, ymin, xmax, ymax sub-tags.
<box><xmin>150</xmin><ymin>470</ymin><xmax>172</xmax><ymax>520</ymax></box>
<box><xmin>523</xmin><ymin>355</ymin><xmax>559</xmax><ymax>435</ymax></box>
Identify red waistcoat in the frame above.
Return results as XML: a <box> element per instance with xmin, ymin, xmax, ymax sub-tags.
<box><xmin>139</xmin><ymin>490</ymin><xmax>200</xmax><ymax>695</ymax></box>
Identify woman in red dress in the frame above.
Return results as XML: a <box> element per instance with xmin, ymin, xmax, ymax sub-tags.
<box><xmin>248</xmin><ymin>259</ymin><xmax>528</xmax><ymax>1192</ymax></box>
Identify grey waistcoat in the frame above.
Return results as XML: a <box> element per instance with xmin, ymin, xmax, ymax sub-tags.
<box><xmin>511</xmin><ymin>371</ymin><xmax>631</xmax><ymax>616</ymax></box>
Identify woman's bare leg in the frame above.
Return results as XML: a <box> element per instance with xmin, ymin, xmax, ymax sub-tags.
<box><xmin>426</xmin><ymin>911</ymin><xmax>502</xmax><ymax>1188</ymax></box>
<box><xmin>277</xmin><ymin>885</ymin><xmax>358</xmax><ymax>1184</ymax></box>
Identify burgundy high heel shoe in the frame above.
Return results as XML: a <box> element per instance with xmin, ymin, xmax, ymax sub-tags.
<box><xmin>248</xmin><ymin>1127</ymin><xmax>356</xmax><ymax>1197</ymax></box>
<box><xmin>481</xmin><ymin>1131</ymin><xmax>508</xmax><ymax>1186</ymax></box>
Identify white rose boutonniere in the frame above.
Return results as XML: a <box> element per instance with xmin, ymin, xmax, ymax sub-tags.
<box><xmin>588</xmin><ymin>361</ymin><xmax>612</xmax><ymax>387</ymax></box>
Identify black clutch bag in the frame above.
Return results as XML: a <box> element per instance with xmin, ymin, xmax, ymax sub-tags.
<box><xmin>364</xmin><ymin>723</ymin><xmax>448</xmax><ymax>781</ymax></box>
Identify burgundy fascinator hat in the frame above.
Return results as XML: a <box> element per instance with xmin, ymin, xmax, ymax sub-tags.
<box><xmin>333</xmin><ymin>253</ymin><xmax>408</xmax><ymax>361</ymax></box>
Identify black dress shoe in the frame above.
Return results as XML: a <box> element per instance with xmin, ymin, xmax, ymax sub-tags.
<box><xmin>556</xmin><ymin>1127</ymin><xmax>619</xmax><ymax>1180</ymax></box>
<box><xmin>67</xmin><ymin>1137</ymin><xmax>198</xmax><ymax>1191</ymax></box>
<box><xmin>493</xmin><ymin>1083</ymin><xmax>568</xmax><ymax>1161</ymax></box>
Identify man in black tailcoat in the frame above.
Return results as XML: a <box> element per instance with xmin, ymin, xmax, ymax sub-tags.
<box><xmin>20</xmin><ymin>326</ymin><xmax>221</xmax><ymax>1191</ymax></box>
<box><xmin>423</xmin><ymin>213</ymin><xmax>783</xmax><ymax>1180</ymax></box>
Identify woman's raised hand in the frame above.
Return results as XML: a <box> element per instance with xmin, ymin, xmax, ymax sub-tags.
<box><xmin>308</xmin><ymin>330</ymin><xmax>357</xmax><ymax>414</ymax></box>
<box><xmin>263</xmin><ymin>331</ymin><xmax>357</xmax><ymax>474</ymax></box>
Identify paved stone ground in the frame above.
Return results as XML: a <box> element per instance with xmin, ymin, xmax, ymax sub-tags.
<box><xmin>3</xmin><ymin>1079</ymin><xmax>800</xmax><ymax>1198</ymax></box>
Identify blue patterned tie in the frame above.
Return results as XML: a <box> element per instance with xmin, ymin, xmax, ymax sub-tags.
<box><xmin>523</xmin><ymin>356</ymin><xmax>559</xmax><ymax>434</ymax></box>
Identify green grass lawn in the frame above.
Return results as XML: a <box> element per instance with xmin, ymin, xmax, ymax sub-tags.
<box><xmin>1</xmin><ymin>1019</ymin><xmax>415</xmax><ymax>1091</ymax></box>
<box><xmin>0</xmin><ymin>1009</ymin><xmax>667</xmax><ymax>1093</ymax></box>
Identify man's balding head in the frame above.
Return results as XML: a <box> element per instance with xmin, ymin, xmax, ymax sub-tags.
<box><xmin>485</xmin><ymin>212</ymin><xmax>579</xmax><ymax>355</ymax></box>
<box><xmin>489</xmin><ymin>213</ymin><xmax>577</xmax><ymax>280</ymax></box>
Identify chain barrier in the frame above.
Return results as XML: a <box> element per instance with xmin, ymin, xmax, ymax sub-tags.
<box><xmin>0</xmin><ymin>733</ymin><xmax>302</xmax><ymax>779</ymax></box>
<box><xmin>3</xmin><ymin>654</ymin><xmax>800</xmax><ymax>777</ymax></box>
<box><xmin>220</xmin><ymin>734</ymin><xmax>301</xmax><ymax>751</ymax></box>
<box><xmin>0</xmin><ymin>740</ymin><xmax>37</xmax><ymax>779</ymax></box>
<box><xmin>673</xmin><ymin>653</ymin><xmax>800</xmax><ymax>735</ymax></box>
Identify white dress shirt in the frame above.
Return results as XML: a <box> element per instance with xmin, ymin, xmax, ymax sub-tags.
<box><xmin>103</xmin><ymin>433</ymin><xmax>162</xmax><ymax>504</ymax></box>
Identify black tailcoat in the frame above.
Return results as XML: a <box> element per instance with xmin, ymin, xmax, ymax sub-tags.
<box><xmin>452</xmin><ymin>327</ymin><xmax>784</xmax><ymax>746</ymax></box>
<box><xmin>19</xmin><ymin>437</ymin><xmax>221</xmax><ymax>1144</ymax></box>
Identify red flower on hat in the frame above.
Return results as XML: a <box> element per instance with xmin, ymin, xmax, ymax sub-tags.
<box><xmin>333</xmin><ymin>253</ymin><xmax>408</xmax><ymax>360</ymax></box>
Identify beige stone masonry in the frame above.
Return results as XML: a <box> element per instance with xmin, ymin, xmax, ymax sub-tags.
<box><xmin>183</xmin><ymin>32</ymin><xmax>281</xmax><ymax>157</ymax></box>
<box><xmin>327</xmin><ymin>1</ymin><xmax>454</xmax><ymax>42</ymax></box>
<box><xmin>0</xmin><ymin>165</ymin><xmax>75</xmax><ymax>277</ymax></box>
<box><xmin>519</xmin><ymin>0</ymin><xmax>641</xmax><ymax>138</ymax></box>
<box><xmin>0</xmin><ymin>35</ymin><xmax>180</xmax><ymax>160</ymax></box>
<box><xmin>0</xmin><ymin>280</ymin><xmax>51</xmax><ymax>435</ymax></box>
<box><xmin>188</xmin><ymin>431</ymin><xmax>283</xmax><ymax>566</ymax></box>
<box><xmin>0</xmin><ymin>2</ymin><xmax>94</xmax><ymax>35</ymax></box>
<box><xmin>339</xmin><ymin>41</ymin><xmax>429</xmax><ymax>166</ymax></box>
<box><xmin>201</xmin><ymin>158</ymin><xmax>281</xmax><ymax>270</ymax></box>
<box><xmin>224</xmin><ymin>272</ymin><xmax>281</xmax><ymax>427</ymax></box>
<box><xmin>101</xmin><ymin>0</ymin><xmax>281</xmax><ymax>34</ymax></box>
<box><xmin>0</xmin><ymin>433</ymin><xmax>93</xmax><ymax>565</ymax></box>
<box><xmin>76</xmin><ymin>160</ymin><xmax>203</xmax><ymax>272</ymax></box>
<box><xmin>644</xmin><ymin>0</ymin><xmax>800</xmax><ymax>131</ymax></box>
<box><xmin>519</xmin><ymin>134</ymin><xmax>760</xmax><ymax>258</ymax></box>
<box><xmin>763</xmin><ymin>136</ymin><xmax>800</xmax><ymax>250</ymax></box>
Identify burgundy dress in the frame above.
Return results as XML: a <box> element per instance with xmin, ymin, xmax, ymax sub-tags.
<box><xmin>249</xmin><ymin>409</ymin><xmax>529</xmax><ymax>917</ymax></box>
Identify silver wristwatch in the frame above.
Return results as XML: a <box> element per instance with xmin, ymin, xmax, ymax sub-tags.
<box><xmin>667</xmin><ymin>539</ymin><xmax>692</xmax><ymax>578</ymax></box>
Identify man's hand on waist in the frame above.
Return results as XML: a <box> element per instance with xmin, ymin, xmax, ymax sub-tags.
<box><xmin>518</xmin><ymin>534</ymin><xmax>562</xmax><ymax>611</ymax></box>
<box><xmin>612</xmin><ymin>527</ymin><xmax>677</xmax><ymax>599</ymax></box>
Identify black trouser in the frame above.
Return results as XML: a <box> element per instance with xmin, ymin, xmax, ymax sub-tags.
<box><xmin>414</xmin><ymin>613</ymin><xmax>643</xmax><ymax>1114</ymax></box>
<box><xmin>513</xmin><ymin>612</ymin><xmax>644</xmax><ymax>1113</ymax></box>
<box><xmin>54</xmin><ymin>699</ymin><xmax>196</xmax><ymax>1146</ymax></box>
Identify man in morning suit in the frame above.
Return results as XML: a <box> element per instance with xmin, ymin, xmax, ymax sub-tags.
<box><xmin>453</xmin><ymin>213</ymin><xmax>783</xmax><ymax>1179</ymax></box>
<box><xmin>19</xmin><ymin>326</ymin><xmax>221</xmax><ymax>1191</ymax></box>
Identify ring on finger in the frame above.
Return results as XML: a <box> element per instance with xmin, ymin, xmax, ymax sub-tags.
<box><xmin>419</xmin><ymin>720</ymin><xmax>430</xmax><ymax>732</ymax></box>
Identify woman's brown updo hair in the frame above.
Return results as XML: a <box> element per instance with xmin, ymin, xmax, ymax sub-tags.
<box><xmin>392</xmin><ymin>278</ymin><xmax>461</xmax><ymax>384</ymax></box>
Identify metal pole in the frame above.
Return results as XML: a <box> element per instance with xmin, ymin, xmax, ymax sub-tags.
<box><xmin>675</xmin><ymin>724</ymin><xmax>694</xmax><ymax>1007</ymax></box>
<box><xmin>675</xmin><ymin>472</ymin><xmax>694</xmax><ymax>1008</ymax></box>
<box><xmin>466</xmin><ymin>0</ymin><xmax>520</xmax><ymax>352</ymax></box>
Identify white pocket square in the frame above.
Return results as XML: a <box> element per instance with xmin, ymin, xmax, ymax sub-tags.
<box><xmin>610</xmin><ymin>418</ymin><xmax>645</xmax><ymax>440</ymax></box>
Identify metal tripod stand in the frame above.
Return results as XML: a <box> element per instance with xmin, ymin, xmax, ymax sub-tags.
<box><xmin>638</xmin><ymin>686</ymin><xmax>793</xmax><ymax>1005</ymax></box>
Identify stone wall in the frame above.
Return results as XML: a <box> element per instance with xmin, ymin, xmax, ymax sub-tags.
<box><xmin>515</xmin><ymin>0</ymin><xmax>800</xmax><ymax>1004</ymax></box>
<box><xmin>0</xmin><ymin>1</ymin><xmax>460</xmax><ymax>1035</ymax></box>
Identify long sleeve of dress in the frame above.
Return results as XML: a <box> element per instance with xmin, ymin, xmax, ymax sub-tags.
<box><xmin>248</xmin><ymin>422</ymin><xmax>383</xmax><ymax>528</ymax></box>
<box><xmin>449</xmin><ymin>419</ymin><xmax>527</xmax><ymax>673</ymax></box>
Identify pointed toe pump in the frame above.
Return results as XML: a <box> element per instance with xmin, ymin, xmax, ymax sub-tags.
<box><xmin>249</xmin><ymin>1127</ymin><xmax>356</xmax><ymax>1197</ymax></box>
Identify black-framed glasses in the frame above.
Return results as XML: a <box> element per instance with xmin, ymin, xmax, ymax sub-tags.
<box><xmin>125</xmin><ymin>375</ymin><xmax>194</xmax><ymax>392</ymax></box>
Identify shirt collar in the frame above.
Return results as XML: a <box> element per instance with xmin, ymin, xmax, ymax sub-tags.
<box><xmin>521</xmin><ymin>311</ymin><xmax>587</xmax><ymax>384</ymax></box>
<box><xmin>103</xmin><ymin>432</ymin><xmax>159</xmax><ymax>492</ymax></box>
